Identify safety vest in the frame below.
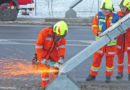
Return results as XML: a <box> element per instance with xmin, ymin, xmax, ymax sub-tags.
<box><xmin>96</xmin><ymin>12</ymin><xmax>120</xmax><ymax>46</ymax></box>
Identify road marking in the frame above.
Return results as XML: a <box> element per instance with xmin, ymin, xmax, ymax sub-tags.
<box><xmin>0</xmin><ymin>39</ymin><xmax>94</xmax><ymax>47</ymax></box>
<box><xmin>0</xmin><ymin>24</ymin><xmax>45</xmax><ymax>27</ymax></box>
<box><xmin>0</xmin><ymin>42</ymin><xmax>89</xmax><ymax>47</ymax></box>
<box><xmin>0</xmin><ymin>39</ymin><xmax>94</xmax><ymax>43</ymax></box>
<box><xmin>0</xmin><ymin>87</ymin><xmax>16</xmax><ymax>90</ymax></box>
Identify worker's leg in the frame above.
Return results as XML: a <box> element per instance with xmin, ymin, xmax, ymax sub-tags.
<box><xmin>127</xmin><ymin>51</ymin><xmax>130</xmax><ymax>74</ymax></box>
<box><xmin>50</xmin><ymin>68</ymin><xmax>59</xmax><ymax>80</ymax></box>
<box><xmin>106</xmin><ymin>55</ymin><xmax>114</xmax><ymax>76</ymax></box>
<box><xmin>116</xmin><ymin>51</ymin><xmax>124</xmax><ymax>79</ymax></box>
<box><xmin>86</xmin><ymin>52</ymin><xmax>103</xmax><ymax>81</ymax></box>
<box><xmin>117</xmin><ymin>52</ymin><xmax>125</xmax><ymax>73</ymax></box>
<box><xmin>105</xmin><ymin>55</ymin><xmax>114</xmax><ymax>82</ymax></box>
<box><xmin>90</xmin><ymin>53</ymin><xmax>103</xmax><ymax>76</ymax></box>
<box><xmin>41</xmin><ymin>65</ymin><xmax>50</xmax><ymax>88</ymax></box>
<box><xmin>41</xmin><ymin>72</ymin><xmax>50</xmax><ymax>88</ymax></box>
<box><xmin>41</xmin><ymin>66</ymin><xmax>59</xmax><ymax>88</ymax></box>
<box><xmin>127</xmin><ymin>50</ymin><xmax>130</xmax><ymax>80</ymax></box>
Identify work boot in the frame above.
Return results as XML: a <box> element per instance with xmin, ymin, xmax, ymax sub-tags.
<box><xmin>105</xmin><ymin>76</ymin><xmax>111</xmax><ymax>83</ymax></box>
<box><xmin>86</xmin><ymin>75</ymin><xmax>96</xmax><ymax>81</ymax></box>
<box><xmin>116</xmin><ymin>72</ymin><xmax>123</xmax><ymax>79</ymax></box>
<box><xmin>128</xmin><ymin>74</ymin><xmax>130</xmax><ymax>81</ymax></box>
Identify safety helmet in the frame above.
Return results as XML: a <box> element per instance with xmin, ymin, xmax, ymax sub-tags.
<box><xmin>100</xmin><ymin>0</ymin><xmax>114</xmax><ymax>11</ymax></box>
<box><xmin>120</xmin><ymin>0</ymin><xmax>130</xmax><ymax>10</ymax></box>
<box><xmin>53</xmin><ymin>21</ymin><xmax>68</xmax><ymax>37</ymax></box>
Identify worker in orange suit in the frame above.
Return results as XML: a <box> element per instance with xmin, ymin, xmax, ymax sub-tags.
<box><xmin>33</xmin><ymin>21</ymin><xmax>68</xmax><ymax>89</ymax></box>
<box><xmin>86</xmin><ymin>0</ymin><xmax>120</xmax><ymax>83</ymax></box>
<box><xmin>116</xmin><ymin>0</ymin><xmax>130</xmax><ymax>80</ymax></box>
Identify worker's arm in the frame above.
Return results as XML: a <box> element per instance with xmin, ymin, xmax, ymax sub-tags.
<box><xmin>35</xmin><ymin>30</ymin><xmax>48</xmax><ymax>61</ymax></box>
<box><xmin>57</xmin><ymin>37</ymin><xmax>66</xmax><ymax>59</ymax></box>
<box><xmin>52</xmin><ymin>38</ymin><xmax>66</xmax><ymax>69</ymax></box>
<box><xmin>92</xmin><ymin>14</ymin><xmax>100</xmax><ymax>36</ymax></box>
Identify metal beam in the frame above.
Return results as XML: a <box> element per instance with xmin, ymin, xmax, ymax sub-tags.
<box><xmin>70</xmin><ymin>0</ymin><xmax>83</xmax><ymax>9</ymax></box>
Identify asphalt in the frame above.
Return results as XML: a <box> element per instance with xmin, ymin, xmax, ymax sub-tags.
<box><xmin>0</xmin><ymin>24</ymin><xmax>129</xmax><ymax>90</ymax></box>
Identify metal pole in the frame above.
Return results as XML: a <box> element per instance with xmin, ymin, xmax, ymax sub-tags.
<box><xmin>98</xmin><ymin>0</ymin><xmax>99</xmax><ymax>12</ymax></box>
<box><xmin>35</xmin><ymin>0</ymin><xmax>37</xmax><ymax>16</ymax></box>
<box><xmin>70</xmin><ymin>0</ymin><xmax>83</xmax><ymax>9</ymax></box>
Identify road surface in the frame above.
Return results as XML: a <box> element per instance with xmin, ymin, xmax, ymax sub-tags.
<box><xmin>0</xmin><ymin>24</ymin><xmax>129</xmax><ymax>90</ymax></box>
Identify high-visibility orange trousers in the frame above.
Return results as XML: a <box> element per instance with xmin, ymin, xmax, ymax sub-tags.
<box><xmin>40</xmin><ymin>64</ymin><xmax>58</xmax><ymax>88</ymax></box>
<box><xmin>90</xmin><ymin>53</ymin><xmax>114</xmax><ymax>76</ymax></box>
<box><xmin>117</xmin><ymin>51</ymin><xmax>130</xmax><ymax>74</ymax></box>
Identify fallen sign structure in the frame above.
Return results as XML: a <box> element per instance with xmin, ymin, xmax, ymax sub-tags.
<box><xmin>46</xmin><ymin>14</ymin><xmax>130</xmax><ymax>90</ymax></box>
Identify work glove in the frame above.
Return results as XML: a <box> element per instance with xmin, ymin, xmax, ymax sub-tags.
<box><xmin>40</xmin><ymin>59</ymin><xmax>47</xmax><ymax>64</ymax></box>
<box><xmin>97</xmin><ymin>32</ymin><xmax>102</xmax><ymax>36</ymax></box>
<box><xmin>32</xmin><ymin>53</ymin><xmax>37</xmax><ymax>64</ymax></box>
<box><xmin>53</xmin><ymin>62</ymin><xmax>60</xmax><ymax>69</ymax></box>
<box><xmin>53</xmin><ymin>58</ymin><xmax>64</xmax><ymax>69</ymax></box>
<box><xmin>58</xmin><ymin>57</ymin><xmax>64</xmax><ymax>65</ymax></box>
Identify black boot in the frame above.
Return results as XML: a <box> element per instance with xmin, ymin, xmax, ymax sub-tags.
<box><xmin>116</xmin><ymin>73</ymin><xmax>123</xmax><ymax>79</ymax></box>
<box><xmin>105</xmin><ymin>76</ymin><xmax>111</xmax><ymax>83</ymax></box>
<box><xmin>86</xmin><ymin>75</ymin><xmax>95</xmax><ymax>81</ymax></box>
<box><xmin>128</xmin><ymin>74</ymin><xmax>130</xmax><ymax>81</ymax></box>
<box><xmin>43</xmin><ymin>88</ymin><xmax>46</xmax><ymax>90</ymax></box>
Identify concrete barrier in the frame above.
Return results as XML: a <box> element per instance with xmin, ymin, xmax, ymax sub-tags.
<box><xmin>0</xmin><ymin>17</ymin><xmax>94</xmax><ymax>26</ymax></box>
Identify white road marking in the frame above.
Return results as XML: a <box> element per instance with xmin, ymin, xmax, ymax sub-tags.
<box><xmin>0</xmin><ymin>87</ymin><xmax>16</xmax><ymax>89</ymax></box>
<box><xmin>0</xmin><ymin>39</ymin><xmax>94</xmax><ymax>47</ymax></box>
<box><xmin>0</xmin><ymin>24</ymin><xmax>45</xmax><ymax>27</ymax></box>
<box><xmin>0</xmin><ymin>42</ymin><xmax>89</xmax><ymax>47</ymax></box>
<box><xmin>0</xmin><ymin>39</ymin><xmax>94</xmax><ymax>43</ymax></box>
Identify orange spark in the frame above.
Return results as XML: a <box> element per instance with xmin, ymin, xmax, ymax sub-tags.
<box><xmin>0</xmin><ymin>58</ymin><xmax>58</xmax><ymax>78</ymax></box>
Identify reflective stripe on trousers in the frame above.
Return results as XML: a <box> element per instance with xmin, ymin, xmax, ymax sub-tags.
<box><xmin>91</xmin><ymin>68</ymin><xmax>99</xmax><ymax>71</ymax></box>
<box><xmin>106</xmin><ymin>67</ymin><xmax>113</xmax><ymax>72</ymax></box>
<box><xmin>127</xmin><ymin>47</ymin><xmax>130</xmax><ymax>50</ymax></box>
<box><xmin>106</xmin><ymin>69</ymin><xmax>113</xmax><ymax>72</ymax></box>
<box><xmin>91</xmin><ymin>66</ymin><xmax>100</xmax><ymax>71</ymax></box>
<box><xmin>117</xmin><ymin>63</ymin><xmax>124</xmax><ymax>66</ymax></box>
<box><xmin>42</xmin><ymin>78</ymin><xmax>49</xmax><ymax>81</ymax></box>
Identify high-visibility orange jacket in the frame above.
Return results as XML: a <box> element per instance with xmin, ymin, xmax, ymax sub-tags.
<box><xmin>116</xmin><ymin>11</ymin><xmax>130</xmax><ymax>74</ymax></box>
<box><xmin>35</xmin><ymin>27</ymin><xmax>66</xmax><ymax>62</ymax></box>
<box><xmin>90</xmin><ymin>12</ymin><xmax>120</xmax><ymax>76</ymax></box>
<box><xmin>117</xmin><ymin>11</ymin><xmax>130</xmax><ymax>52</ymax></box>
<box><xmin>92</xmin><ymin>12</ymin><xmax>119</xmax><ymax>56</ymax></box>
